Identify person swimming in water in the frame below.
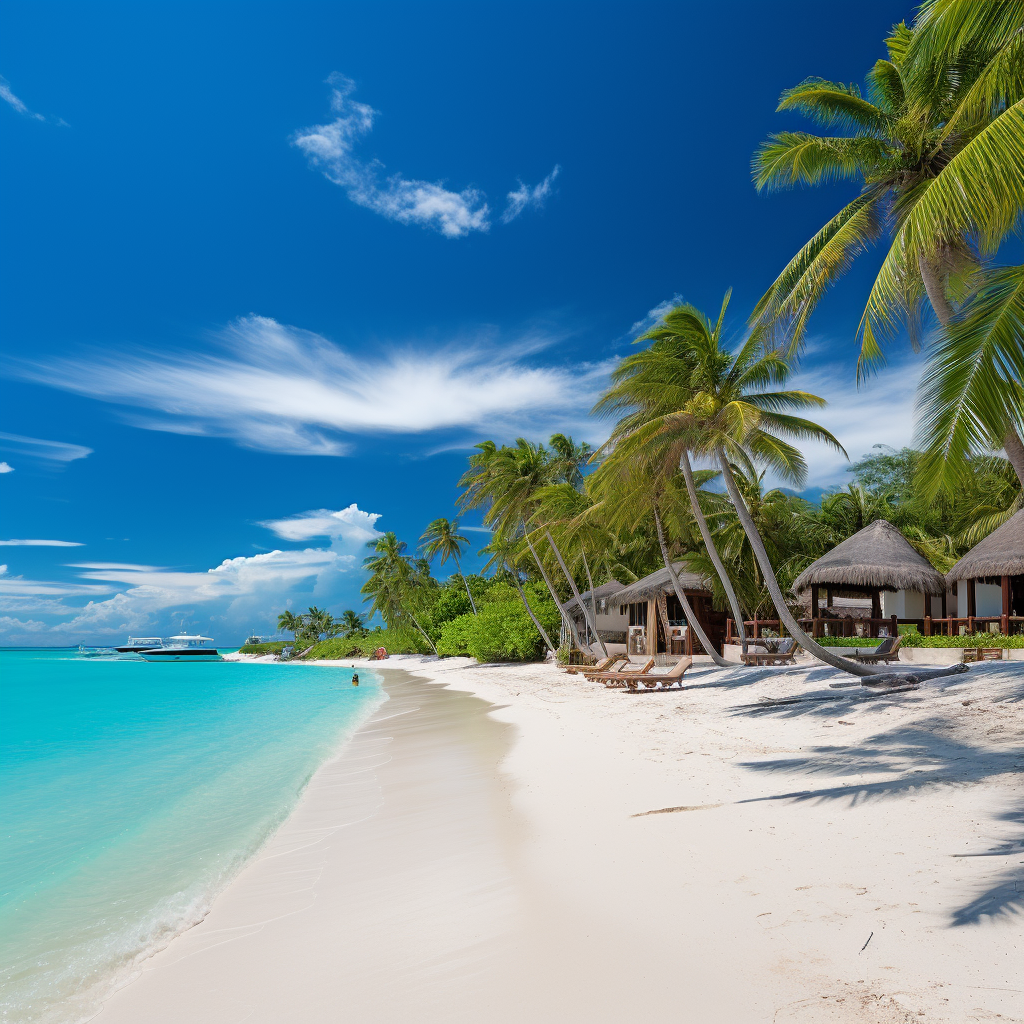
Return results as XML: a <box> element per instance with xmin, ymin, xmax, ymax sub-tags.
<box><xmin>352</xmin><ymin>673</ymin><xmax>359</xmax><ymax>686</ymax></box>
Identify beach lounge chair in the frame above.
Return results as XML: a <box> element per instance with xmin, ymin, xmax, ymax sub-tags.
<box><xmin>848</xmin><ymin>635</ymin><xmax>903</xmax><ymax>665</ymax></box>
<box><xmin>587</xmin><ymin>657</ymin><xmax>654</xmax><ymax>686</ymax></box>
<box><xmin>741</xmin><ymin>638</ymin><xmax>799</xmax><ymax>666</ymax></box>
<box><xmin>564</xmin><ymin>654</ymin><xmax>615</xmax><ymax>675</ymax></box>
<box><xmin>621</xmin><ymin>656</ymin><xmax>693</xmax><ymax>691</ymax></box>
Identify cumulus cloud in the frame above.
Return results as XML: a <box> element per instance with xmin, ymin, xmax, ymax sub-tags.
<box><xmin>502</xmin><ymin>165</ymin><xmax>560</xmax><ymax>223</ymax></box>
<box><xmin>19</xmin><ymin>315</ymin><xmax>612</xmax><ymax>455</ymax></box>
<box><xmin>0</xmin><ymin>462</ymin><xmax>13</xmax><ymax>473</ymax></box>
<box><xmin>0</xmin><ymin>539</ymin><xmax>84</xmax><ymax>547</ymax></box>
<box><xmin>293</xmin><ymin>74</ymin><xmax>490</xmax><ymax>238</ymax></box>
<box><xmin>0</xmin><ymin>432</ymin><xmax>92</xmax><ymax>464</ymax></box>
<box><xmin>0</xmin><ymin>504</ymin><xmax>384</xmax><ymax>643</ymax></box>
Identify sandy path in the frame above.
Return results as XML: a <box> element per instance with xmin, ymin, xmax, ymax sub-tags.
<box><xmin>92</xmin><ymin>656</ymin><xmax>1023</xmax><ymax>1022</ymax></box>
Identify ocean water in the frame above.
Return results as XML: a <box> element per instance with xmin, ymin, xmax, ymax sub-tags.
<box><xmin>0</xmin><ymin>649</ymin><xmax>385</xmax><ymax>1024</ymax></box>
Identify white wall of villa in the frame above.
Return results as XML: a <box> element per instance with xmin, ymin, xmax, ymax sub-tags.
<box><xmin>881</xmin><ymin>590</ymin><xmax>925</xmax><ymax>619</ymax></box>
<box><xmin>956</xmin><ymin>580</ymin><xmax>1003</xmax><ymax>617</ymax></box>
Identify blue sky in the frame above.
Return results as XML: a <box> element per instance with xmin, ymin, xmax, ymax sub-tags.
<box><xmin>1</xmin><ymin>0</ymin><xmax>922</xmax><ymax>645</ymax></box>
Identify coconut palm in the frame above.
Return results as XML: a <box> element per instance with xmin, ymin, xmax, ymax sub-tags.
<box><xmin>752</xmin><ymin>14</ymin><xmax>1024</xmax><ymax>482</ymax></box>
<box><xmin>277</xmin><ymin>609</ymin><xmax>305</xmax><ymax>641</ymax></box>
<box><xmin>420</xmin><ymin>517</ymin><xmax>478</xmax><ymax>613</ymax></box>
<box><xmin>593</xmin><ymin>296</ymin><xmax>752</xmax><ymax>653</ymax></box>
<box><xmin>362</xmin><ymin>533</ymin><xmax>438</xmax><ymax>655</ymax></box>
<box><xmin>339</xmin><ymin>610</ymin><xmax>366</xmax><ymax>636</ymax></box>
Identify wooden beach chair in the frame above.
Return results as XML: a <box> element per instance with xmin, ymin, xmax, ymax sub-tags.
<box><xmin>741</xmin><ymin>638</ymin><xmax>800</xmax><ymax>666</ymax></box>
<box><xmin>848</xmin><ymin>635</ymin><xmax>903</xmax><ymax>665</ymax></box>
<box><xmin>627</xmin><ymin>656</ymin><xmax>694</xmax><ymax>691</ymax></box>
<box><xmin>564</xmin><ymin>654</ymin><xmax>615</xmax><ymax>675</ymax></box>
<box><xmin>587</xmin><ymin>657</ymin><xmax>654</xmax><ymax>687</ymax></box>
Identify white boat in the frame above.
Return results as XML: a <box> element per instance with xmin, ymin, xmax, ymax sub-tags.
<box><xmin>138</xmin><ymin>635</ymin><xmax>221</xmax><ymax>662</ymax></box>
<box><xmin>115</xmin><ymin>636</ymin><xmax>165</xmax><ymax>653</ymax></box>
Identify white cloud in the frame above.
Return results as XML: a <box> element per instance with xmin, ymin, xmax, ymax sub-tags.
<box><xmin>628</xmin><ymin>294</ymin><xmax>683</xmax><ymax>337</ymax></box>
<box><xmin>0</xmin><ymin>432</ymin><xmax>92</xmax><ymax>463</ymax></box>
<box><xmin>0</xmin><ymin>539</ymin><xmax>84</xmax><ymax>547</ymax></box>
<box><xmin>262</xmin><ymin>503</ymin><xmax>382</xmax><ymax>544</ymax></box>
<box><xmin>781</xmin><ymin>355</ymin><xmax>924</xmax><ymax>488</ymax></box>
<box><xmin>0</xmin><ymin>462</ymin><xmax>13</xmax><ymax>473</ymax></box>
<box><xmin>501</xmin><ymin>165</ymin><xmax>560</xmax><ymax>223</ymax></box>
<box><xmin>293</xmin><ymin>74</ymin><xmax>490</xmax><ymax>238</ymax></box>
<box><xmin>0</xmin><ymin>76</ymin><xmax>45</xmax><ymax>121</ymax></box>
<box><xmin>20</xmin><ymin>315</ymin><xmax>613</xmax><ymax>455</ymax></box>
<box><xmin>0</xmin><ymin>566</ymin><xmax>111</xmax><ymax>598</ymax></box>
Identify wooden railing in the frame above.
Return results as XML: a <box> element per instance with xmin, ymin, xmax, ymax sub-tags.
<box><xmin>725</xmin><ymin>614</ymin><xmax>1024</xmax><ymax>642</ymax></box>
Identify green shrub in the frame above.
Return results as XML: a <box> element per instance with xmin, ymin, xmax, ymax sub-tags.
<box><xmin>814</xmin><ymin>636</ymin><xmax>884</xmax><ymax>647</ymax></box>
<box><xmin>305</xmin><ymin>626</ymin><xmax>431</xmax><ymax>660</ymax></box>
<box><xmin>900</xmin><ymin>632</ymin><xmax>1024</xmax><ymax>649</ymax></box>
<box><xmin>238</xmin><ymin>641</ymin><xmax>292</xmax><ymax>655</ymax></box>
<box><xmin>435</xmin><ymin>596</ymin><xmax>558</xmax><ymax>663</ymax></box>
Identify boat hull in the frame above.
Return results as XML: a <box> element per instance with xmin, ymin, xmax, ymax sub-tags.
<box><xmin>139</xmin><ymin>650</ymin><xmax>222</xmax><ymax>662</ymax></box>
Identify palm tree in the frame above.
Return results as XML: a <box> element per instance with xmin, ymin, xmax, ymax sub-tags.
<box><xmin>362</xmin><ymin>533</ymin><xmax>438</xmax><ymax>655</ymax></box>
<box><xmin>752</xmin><ymin>15</ymin><xmax>1024</xmax><ymax>483</ymax></box>
<box><xmin>339</xmin><ymin>610</ymin><xmax>366</xmax><ymax>636</ymax></box>
<box><xmin>277</xmin><ymin>609</ymin><xmax>305</xmax><ymax>641</ymax></box>
<box><xmin>305</xmin><ymin>606</ymin><xmax>336</xmax><ymax>640</ymax></box>
<box><xmin>420</xmin><ymin>518</ymin><xmax>478</xmax><ymax>613</ymax></box>
<box><xmin>594</xmin><ymin>296</ymin><xmax>752</xmax><ymax>653</ymax></box>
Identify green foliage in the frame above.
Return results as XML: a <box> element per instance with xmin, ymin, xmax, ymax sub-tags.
<box><xmin>238</xmin><ymin>641</ymin><xmax>292</xmax><ymax>655</ymax></box>
<box><xmin>899</xmin><ymin>632</ymin><xmax>1024</xmax><ymax>649</ymax></box>
<box><xmin>305</xmin><ymin>626</ymin><xmax>431</xmax><ymax>660</ymax></box>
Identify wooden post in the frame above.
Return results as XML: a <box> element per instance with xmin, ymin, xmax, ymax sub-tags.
<box><xmin>967</xmin><ymin>578</ymin><xmax>977</xmax><ymax>619</ymax></box>
<box><xmin>656</xmin><ymin>593</ymin><xmax>671</xmax><ymax>653</ymax></box>
<box><xmin>826</xmin><ymin>587</ymin><xmax>833</xmax><ymax>612</ymax></box>
<box><xmin>753</xmin><ymin>617</ymin><xmax>760</xmax><ymax>639</ymax></box>
<box><xmin>924</xmin><ymin>614</ymin><xmax>931</xmax><ymax>637</ymax></box>
<box><xmin>1002</xmin><ymin>576</ymin><xmax>1011</xmax><ymax>635</ymax></box>
<box><xmin>726</xmin><ymin>618</ymin><xmax>733</xmax><ymax>642</ymax></box>
<box><xmin>646</xmin><ymin>598</ymin><xmax>657</xmax><ymax>656</ymax></box>
<box><xmin>811</xmin><ymin>584</ymin><xmax>819</xmax><ymax>619</ymax></box>
<box><xmin>891</xmin><ymin>614</ymin><xmax>898</xmax><ymax>638</ymax></box>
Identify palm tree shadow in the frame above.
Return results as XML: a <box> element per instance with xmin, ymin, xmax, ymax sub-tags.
<box><xmin>735</xmin><ymin>718</ymin><xmax>1024</xmax><ymax>926</ymax></box>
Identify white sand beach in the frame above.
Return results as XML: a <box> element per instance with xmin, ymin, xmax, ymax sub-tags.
<box><xmin>92</xmin><ymin>656</ymin><xmax>1023</xmax><ymax>1023</ymax></box>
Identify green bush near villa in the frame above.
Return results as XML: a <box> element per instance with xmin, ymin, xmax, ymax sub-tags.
<box><xmin>238</xmin><ymin>641</ymin><xmax>292</xmax><ymax>655</ymax></box>
<box><xmin>813</xmin><ymin>636</ymin><xmax>884</xmax><ymax>647</ymax></box>
<box><xmin>304</xmin><ymin>626</ymin><xmax>431</xmax><ymax>660</ymax></box>
<box><xmin>436</xmin><ymin>596</ymin><xmax>557</xmax><ymax>662</ymax></box>
<box><xmin>815</xmin><ymin>633</ymin><xmax>1024</xmax><ymax>649</ymax></box>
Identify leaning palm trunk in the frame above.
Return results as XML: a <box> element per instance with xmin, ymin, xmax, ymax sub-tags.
<box><xmin>454</xmin><ymin>555</ymin><xmax>478</xmax><ymax>614</ymax></box>
<box><xmin>653</xmin><ymin>505</ymin><xmax>729</xmax><ymax>668</ymax></box>
<box><xmin>581</xmin><ymin>549</ymin><xmax>601</xmax><ymax>653</ymax></box>
<box><xmin>544</xmin><ymin>529</ymin><xmax>608</xmax><ymax>658</ymax></box>
<box><xmin>679</xmin><ymin>449</ymin><xmax>749</xmax><ymax>655</ymax></box>
<box><xmin>524</xmin><ymin>530</ymin><xmax>586</xmax><ymax>653</ymax></box>
<box><xmin>504</xmin><ymin>559</ymin><xmax>557</xmax><ymax>654</ymax></box>
<box><xmin>406</xmin><ymin>610</ymin><xmax>438</xmax><ymax>657</ymax></box>
<box><xmin>715</xmin><ymin>450</ymin><xmax>876</xmax><ymax>677</ymax></box>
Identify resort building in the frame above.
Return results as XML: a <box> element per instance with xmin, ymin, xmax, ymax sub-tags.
<box><xmin>611</xmin><ymin>563</ymin><xmax>724</xmax><ymax>656</ymax></box>
<box><xmin>562</xmin><ymin>580</ymin><xmax>627</xmax><ymax>646</ymax></box>
<box><xmin>792</xmin><ymin>519</ymin><xmax>948</xmax><ymax>635</ymax></box>
<box><xmin>945</xmin><ymin>509</ymin><xmax>1024</xmax><ymax>633</ymax></box>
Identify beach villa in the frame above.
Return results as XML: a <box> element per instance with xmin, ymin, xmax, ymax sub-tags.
<box><xmin>946</xmin><ymin>509</ymin><xmax>1024</xmax><ymax>634</ymax></box>
<box><xmin>562</xmin><ymin>580</ymin><xmax>627</xmax><ymax>647</ymax></box>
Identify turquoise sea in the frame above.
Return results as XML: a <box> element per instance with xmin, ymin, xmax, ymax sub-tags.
<box><xmin>0</xmin><ymin>649</ymin><xmax>384</xmax><ymax>1024</ymax></box>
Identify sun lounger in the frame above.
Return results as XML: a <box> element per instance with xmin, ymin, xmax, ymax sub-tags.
<box><xmin>587</xmin><ymin>657</ymin><xmax>654</xmax><ymax>686</ymax></box>
<box><xmin>619</xmin><ymin>657</ymin><xmax>693</xmax><ymax>691</ymax></box>
<box><xmin>741</xmin><ymin>638</ymin><xmax>799</xmax><ymax>666</ymax></box>
<box><xmin>564</xmin><ymin>654</ymin><xmax>615</xmax><ymax>675</ymax></box>
<box><xmin>848</xmin><ymin>635</ymin><xmax>903</xmax><ymax>664</ymax></box>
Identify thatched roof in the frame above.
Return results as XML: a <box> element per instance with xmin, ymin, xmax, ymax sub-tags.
<box><xmin>792</xmin><ymin>519</ymin><xmax>946</xmax><ymax>596</ymax></box>
<box><xmin>612</xmin><ymin>562</ymin><xmax>711</xmax><ymax>606</ymax></box>
<box><xmin>946</xmin><ymin>509</ymin><xmax>1024</xmax><ymax>581</ymax></box>
<box><xmin>563</xmin><ymin>580</ymin><xmax>625</xmax><ymax>614</ymax></box>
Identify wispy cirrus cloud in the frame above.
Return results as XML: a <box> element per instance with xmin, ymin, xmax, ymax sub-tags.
<box><xmin>0</xmin><ymin>432</ymin><xmax>92</xmax><ymax>465</ymax></box>
<box><xmin>18</xmin><ymin>315</ymin><xmax>613</xmax><ymax>456</ymax></box>
<box><xmin>628</xmin><ymin>294</ymin><xmax>683</xmax><ymax>337</ymax></box>
<box><xmin>0</xmin><ymin>539</ymin><xmax>84</xmax><ymax>547</ymax></box>
<box><xmin>293</xmin><ymin>74</ymin><xmax>490</xmax><ymax>238</ymax></box>
<box><xmin>502</xmin><ymin>166</ymin><xmax>560</xmax><ymax>223</ymax></box>
<box><xmin>0</xmin><ymin>75</ymin><xmax>67</xmax><ymax>125</ymax></box>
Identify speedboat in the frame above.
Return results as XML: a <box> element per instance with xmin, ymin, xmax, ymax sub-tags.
<box><xmin>115</xmin><ymin>636</ymin><xmax>165</xmax><ymax>653</ymax></box>
<box><xmin>138</xmin><ymin>635</ymin><xmax>221</xmax><ymax>662</ymax></box>
<box><xmin>77</xmin><ymin>645</ymin><xmax>118</xmax><ymax>657</ymax></box>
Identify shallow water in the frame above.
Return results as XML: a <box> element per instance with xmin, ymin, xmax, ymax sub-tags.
<box><xmin>0</xmin><ymin>649</ymin><xmax>383</xmax><ymax>1024</ymax></box>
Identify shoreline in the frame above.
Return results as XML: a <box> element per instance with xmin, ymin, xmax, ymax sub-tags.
<box><xmin>92</xmin><ymin>655</ymin><xmax>1023</xmax><ymax>1022</ymax></box>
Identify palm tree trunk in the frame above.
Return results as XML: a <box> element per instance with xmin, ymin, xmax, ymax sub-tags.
<box><xmin>581</xmin><ymin>549</ymin><xmax>601</xmax><ymax>654</ymax></box>
<box><xmin>919</xmin><ymin>252</ymin><xmax>956</xmax><ymax>326</ymax></box>
<box><xmin>505</xmin><ymin>560</ymin><xmax>557</xmax><ymax>654</ymax></box>
<box><xmin>679</xmin><ymin>449</ymin><xmax>749</xmax><ymax>655</ymax></box>
<box><xmin>716</xmin><ymin>449</ymin><xmax>878</xmax><ymax>677</ymax></box>
<box><xmin>545</xmin><ymin>529</ymin><xmax>609</xmax><ymax>658</ymax></box>
<box><xmin>524</xmin><ymin>530</ymin><xmax>586</xmax><ymax>653</ymax></box>
<box><xmin>653</xmin><ymin>504</ymin><xmax>729</xmax><ymax>668</ymax></box>
<box><xmin>454</xmin><ymin>555</ymin><xmax>478</xmax><ymax>614</ymax></box>
<box><xmin>1003</xmin><ymin>428</ymin><xmax>1024</xmax><ymax>489</ymax></box>
<box><xmin>407</xmin><ymin>611</ymin><xmax>439</xmax><ymax>657</ymax></box>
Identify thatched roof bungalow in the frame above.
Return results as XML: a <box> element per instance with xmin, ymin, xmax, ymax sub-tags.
<box><xmin>793</xmin><ymin>519</ymin><xmax>946</xmax><ymax>622</ymax></box>
<box><xmin>945</xmin><ymin>510</ymin><xmax>1024</xmax><ymax>628</ymax></box>
<box><xmin>611</xmin><ymin>562</ymin><xmax>724</xmax><ymax>656</ymax></box>
<box><xmin>562</xmin><ymin>580</ymin><xmax>628</xmax><ymax>643</ymax></box>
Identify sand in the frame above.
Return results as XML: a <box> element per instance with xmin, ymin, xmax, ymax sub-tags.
<box><xmin>91</xmin><ymin>655</ymin><xmax>1023</xmax><ymax>1023</ymax></box>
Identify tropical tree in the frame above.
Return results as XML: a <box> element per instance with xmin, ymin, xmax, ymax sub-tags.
<box><xmin>752</xmin><ymin>13</ymin><xmax>1024</xmax><ymax>484</ymax></box>
<box><xmin>420</xmin><ymin>517</ymin><xmax>478</xmax><ymax>613</ymax></box>
<box><xmin>277</xmin><ymin>609</ymin><xmax>305</xmax><ymax>642</ymax></box>
<box><xmin>594</xmin><ymin>295</ymin><xmax>754</xmax><ymax>653</ymax></box>
<box><xmin>304</xmin><ymin>606</ymin><xmax>337</xmax><ymax>640</ymax></box>
<box><xmin>478</xmin><ymin>534</ymin><xmax>557</xmax><ymax>654</ymax></box>
<box><xmin>361</xmin><ymin>533</ymin><xmax>438</xmax><ymax>655</ymax></box>
<box><xmin>339</xmin><ymin>609</ymin><xmax>367</xmax><ymax>637</ymax></box>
